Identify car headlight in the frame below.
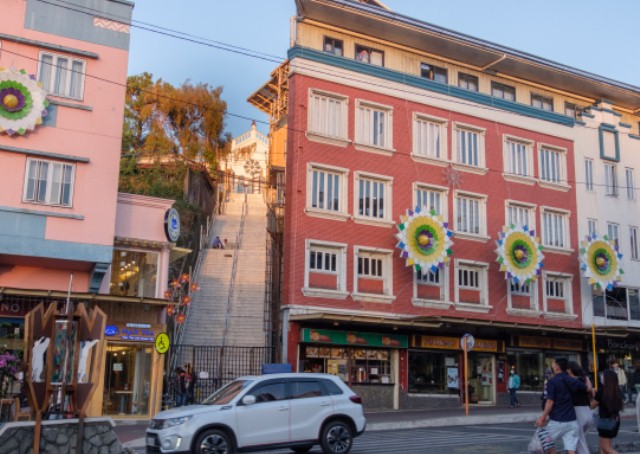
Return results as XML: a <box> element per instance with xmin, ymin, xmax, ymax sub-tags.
<box><xmin>157</xmin><ymin>415</ymin><xmax>192</xmax><ymax>429</ymax></box>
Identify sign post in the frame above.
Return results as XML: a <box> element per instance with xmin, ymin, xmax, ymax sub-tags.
<box><xmin>460</xmin><ymin>333</ymin><xmax>475</xmax><ymax>417</ymax></box>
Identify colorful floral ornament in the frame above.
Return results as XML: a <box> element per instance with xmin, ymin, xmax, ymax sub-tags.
<box><xmin>496</xmin><ymin>224</ymin><xmax>544</xmax><ymax>285</ymax></box>
<box><xmin>175</xmin><ymin>313</ymin><xmax>186</xmax><ymax>324</ymax></box>
<box><xmin>396</xmin><ymin>206</ymin><xmax>454</xmax><ymax>272</ymax></box>
<box><xmin>579</xmin><ymin>233</ymin><xmax>623</xmax><ymax>291</ymax></box>
<box><xmin>0</xmin><ymin>67</ymin><xmax>48</xmax><ymax>135</ymax></box>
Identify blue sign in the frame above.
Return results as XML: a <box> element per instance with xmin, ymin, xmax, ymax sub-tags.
<box><xmin>261</xmin><ymin>363</ymin><xmax>292</xmax><ymax>375</ymax></box>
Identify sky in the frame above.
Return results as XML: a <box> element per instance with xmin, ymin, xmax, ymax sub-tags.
<box><xmin>127</xmin><ymin>0</ymin><xmax>640</xmax><ymax>139</ymax></box>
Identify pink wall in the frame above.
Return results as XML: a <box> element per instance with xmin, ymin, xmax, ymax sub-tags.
<box><xmin>115</xmin><ymin>193</ymin><xmax>174</xmax><ymax>243</ymax></box>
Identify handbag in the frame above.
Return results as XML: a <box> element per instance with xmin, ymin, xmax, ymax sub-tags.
<box><xmin>594</xmin><ymin>415</ymin><xmax>618</xmax><ymax>431</ymax></box>
<box><xmin>528</xmin><ymin>427</ymin><xmax>555</xmax><ymax>453</ymax></box>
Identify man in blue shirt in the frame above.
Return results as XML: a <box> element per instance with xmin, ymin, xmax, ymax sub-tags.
<box><xmin>508</xmin><ymin>366</ymin><xmax>521</xmax><ymax>408</ymax></box>
<box><xmin>535</xmin><ymin>357</ymin><xmax>587</xmax><ymax>454</ymax></box>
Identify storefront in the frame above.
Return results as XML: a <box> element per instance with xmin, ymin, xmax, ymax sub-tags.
<box><xmin>596</xmin><ymin>335</ymin><xmax>640</xmax><ymax>373</ymax></box>
<box><xmin>298</xmin><ymin>328</ymin><xmax>407</xmax><ymax>408</ymax></box>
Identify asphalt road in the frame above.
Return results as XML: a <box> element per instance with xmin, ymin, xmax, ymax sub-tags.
<box><xmin>129</xmin><ymin>419</ymin><xmax>640</xmax><ymax>454</ymax></box>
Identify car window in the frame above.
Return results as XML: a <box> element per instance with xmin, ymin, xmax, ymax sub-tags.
<box><xmin>248</xmin><ymin>381</ymin><xmax>287</xmax><ymax>403</ymax></box>
<box><xmin>289</xmin><ymin>380</ymin><xmax>323</xmax><ymax>399</ymax></box>
<box><xmin>202</xmin><ymin>379</ymin><xmax>253</xmax><ymax>405</ymax></box>
<box><xmin>320</xmin><ymin>379</ymin><xmax>344</xmax><ymax>395</ymax></box>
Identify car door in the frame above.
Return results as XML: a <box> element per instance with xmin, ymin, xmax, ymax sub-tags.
<box><xmin>288</xmin><ymin>379</ymin><xmax>334</xmax><ymax>442</ymax></box>
<box><xmin>234</xmin><ymin>379</ymin><xmax>290</xmax><ymax>448</ymax></box>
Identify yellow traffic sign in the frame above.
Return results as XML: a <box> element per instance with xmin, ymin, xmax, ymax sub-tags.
<box><xmin>155</xmin><ymin>333</ymin><xmax>170</xmax><ymax>354</ymax></box>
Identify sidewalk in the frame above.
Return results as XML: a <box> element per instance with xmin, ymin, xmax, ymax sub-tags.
<box><xmin>116</xmin><ymin>404</ymin><xmax>640</xmax><ymax>452</ymax></box>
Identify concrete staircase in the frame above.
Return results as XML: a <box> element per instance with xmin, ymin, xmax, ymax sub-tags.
<box><xmin>181</xmin><ymin>193</ymin><xmax>267</xmax><ymax>348</ymax></box>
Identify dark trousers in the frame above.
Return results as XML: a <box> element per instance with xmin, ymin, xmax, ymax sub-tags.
<box><xmin>509</xmin><ymin>388</ymin><xmax>519</xmax><ymax>406</ymax></box>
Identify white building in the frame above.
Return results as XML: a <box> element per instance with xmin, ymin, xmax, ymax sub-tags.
<box><xmin>226</xmin><ymin>121</ymin><xmax>269</xmax><ymax>193</ymax></box>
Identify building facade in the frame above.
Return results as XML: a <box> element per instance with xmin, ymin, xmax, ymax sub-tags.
<box><xmin>251</xmin><ymin>0</ymin><xmax>640</xmax><ymax>409</ymax></box>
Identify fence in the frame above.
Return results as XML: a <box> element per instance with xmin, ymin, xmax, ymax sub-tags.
<box><xmin>166</xmin><ymin>345</ymin><xmax>277</xmax><ymax>406</ymax></box>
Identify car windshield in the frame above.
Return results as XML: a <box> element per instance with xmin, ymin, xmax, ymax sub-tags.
<box><xmin>201</xmin><ymin>379</ymin><xmax>254</xmax><ymax>405</ymax></box>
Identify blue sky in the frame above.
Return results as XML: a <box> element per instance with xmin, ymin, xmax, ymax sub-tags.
<box><xmin>127</xmin><ymin>0</ymin><xmax>640</xmax><ymax>138</ymax></box>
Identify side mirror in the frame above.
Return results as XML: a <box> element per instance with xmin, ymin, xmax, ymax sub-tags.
<box><xmin>242</xmin><ymin>395</ymin><xmax>256</xmax><ymax>405</ymax></box>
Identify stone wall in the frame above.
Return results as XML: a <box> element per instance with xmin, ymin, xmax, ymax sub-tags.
<box><xmin>0</xmin><ymin>418</ymin><xmax>127</xmax><ymax>454</ymax></box>
<box><xmin>350</xmin><ymin>384</ymin><xmax>394</xmax><ymax>409</ymax></box>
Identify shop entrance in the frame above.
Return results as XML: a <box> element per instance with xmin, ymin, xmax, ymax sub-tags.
<box><xmin>103</xmin><ymin>343</ymin><xmax>152</xmax><ymax>416</ymax></box>
<box><xmin>467</xmin><ymin>354</ymin><xmax>495</xmax><ymax>404</ymax></box>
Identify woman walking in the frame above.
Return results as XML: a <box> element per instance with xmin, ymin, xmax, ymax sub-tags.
<box><xmin>591</xmin><ymin>369</ymin><xmax>624</xmax><ymax>454</ymax></box>
<box><xmin>568</xmin><ymin>361</ymin><xmax>593</xmax><ymax>454</ymax></box>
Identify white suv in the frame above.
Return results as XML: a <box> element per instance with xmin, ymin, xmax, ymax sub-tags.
<box><xmin>146</xmin><ymin>373</ymin><xmax>366</xmax><ymax>454</ymax></box>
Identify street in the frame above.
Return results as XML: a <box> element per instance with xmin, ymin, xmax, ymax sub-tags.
<box><xmin>126</xmin><ymin>419</ymin><xmax>640</xmax><ymax>453</ymax></box>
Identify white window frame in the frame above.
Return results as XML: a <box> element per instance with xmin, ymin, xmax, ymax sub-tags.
<box><xmin>454</xmin><ymin>259</ymin><xmax>490</xmax><ymax>313</ymax></box>
<box><xmin>413</xmin><ymin>183</ymin><xmax>448</xmax><ymax>218</ymax></box>
<box><xmin>353</xmin><ymin>171</ymin><xmax>393</xmax><ymax>226</ymax></box>
<box><xmin>307</xmin><ymin>89</ymin><xmax>349</xmax><ymax>145</ymax></box>
<box><xmin>454</xmin><ymin>190</ymin><xmax>488</xmax><ymax>239</ymax></box>
<box><xmin>503</xmin><ymin>136</ymin><xmax>534</xmax><ymax>183</ymax></box>
<box><xmin>630</xmin><ymin>226</ymin><xmax>639</xmax><ymax>260</ymax></box>
<box><xmin>413</xmin><ymin>265</ymin><xmax>451</xmax><ymax>309</ymax></box>
<box><xmin>584</xmin><ymin>158</ymin><xmax>594</xmax><ymax>192</ymax></box>
<box><xmin>306</xmin><ymin>163</ymin><xmax>349</xmax><ymax>221</ymax></box>
<box><xmin>507</xmin><ymin>279</ymin><xmax>539</xmax><ymax>316</ymax></box>
<box><xmin>626</xmin><ymin>167</ymin><xmax>636</xmax><ymax>201</ymax></box>
<box><xmin>303</xmin><ymin>239</ymin><xmax>348</xmax><ymax>299</ymax></box>
<box><xmin>604</xmin><ymin>163</ymin><xmax>618</xmax><ymax>197</ymax></box>
<box><xmin>353</xmin><ymin>246</ymin><xmax>394</xmax><ymax>304</ymax></box>
<box><xmin>37</xmin><ymin>51</ymin><xmax>86</xmax><ymax>100</ymax></box>
<box><xmin>23</xmin><ymin>158</ymin><xmax>76</xmax><ymax>207</ymax></box>
<box><xmin>452</xmin><ymin>122</ymin><xmax>486</xmax><ymax>173</ymax></box>
<box><xmin>542</xmin><ymin>272</ymin><xmax>575</xmax><ymax>319</ymax></box>
<box><xmin>587</xmin><ymin>219</ymin><xmax>598</xmax><ymax>237</ymax></box>
<box><xmin>505</xmin><ymin>200</ymin><xmax>536</xmax><ymax>230</ymax></box>
<box><xmin>541</xmin><ymin>207</ymin><xmax>570</xmax><ymax>250</ymax></box>
<box><xmin>412</xmin><ymin>113</ymin><xmax>448</xmax><ymax>164</ymax></box>
<box><xmin>538</xmin><ymin>144</ymin><xmax>568</xmax><ymax>188</ymax></box>
<box><xmin>355</xmin><ymin>99</ymin><xmax>394</xmax><ymax>153</ymax></box>
<box><xmin>607</xmin><ymin>222</ymin><xmax>620</xmax><ymax>249</ymax></box>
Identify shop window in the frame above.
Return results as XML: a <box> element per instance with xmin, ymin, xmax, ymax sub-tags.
<box><xmin>110</xmin><ymin>249</ymin><xmax>159</xmax><ymax>298</ymax></box>
<box><xmin>506</xmin><ymin>352</ymin><xmax>544</xmax><ymax>391</ymax></box>
<box><xmin>408</xmin><ymin>350</ymin><xmax>459</xmax><ymax>395</ymax></box>
<box><xmin>0</xmin><ymin>319</ymin><xmax>24</xmax><ymax>352</ymax></box>
<box><xmin>300</xmin><ymin>345</ymin><xmax>393</xmax><ymax>385</ymax></box>
<box><xmin>103</xmin><ymin>344</ymin><xmax>152</xmax><ymax>416</ymax></box>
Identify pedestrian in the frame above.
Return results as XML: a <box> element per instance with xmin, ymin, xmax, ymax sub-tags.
<box><xmin>567</xmin><ymin>361</ymin><xmax>594</xmax><ymax>454</ymax></box>
<box><xmin>631</xmin><ymin>365</ymin><xmax>640</xmax><ymax>404</ymax></box>
<box><xmin>508</xmin><ymin>365</ymin><xmax>521</xmax><ymax>408</ymax></box>
<box><xmin>535</xmin><ymin>357</ymin><xmax>587</xmax><ymax>454</ymax></box>
<box><xmin>175</xmin><ymin>367</ymin><xmax>187</xmax><ymax>407</ymax></box>
<box><xmin>185</xmin><ymin>363</ymin><xmax>195</xmax><ymax>405</ymax></box>
<box><xmin>212</xmin><ymin>236</ymin><xmax>223</xmax><ymax>249</ymax></box>
<box><xmin>610</xmin><ymin>360</ymin><xmax>628</xmax><ymax>403</ymax></box>
<box><xmin>591</xmin><ymin>369</ymin><xmax>624</xmax><ymax>454</ymax></box>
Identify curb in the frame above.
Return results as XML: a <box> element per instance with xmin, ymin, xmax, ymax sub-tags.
<box><xmin>366</xmin><ymin>411</ymin><xmax>539</xmax><ymax>431</ymax></box>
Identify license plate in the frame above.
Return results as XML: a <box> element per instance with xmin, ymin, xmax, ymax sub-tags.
<box><xmin>146</xmin><ymin>436</ymin><xmax>157</xmax><ymax>446</ymax></box>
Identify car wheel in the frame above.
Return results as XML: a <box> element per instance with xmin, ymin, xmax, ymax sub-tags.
<box><xmin>195</xmin><ymin>429</ymin><xmax>234</xmax><ymax>454</ymax></box>
<box><xmin>291</xmin><ymin>446</ymin><xmax>313</xmax><ymax>453</ymax></box>
<box><xmin>320</xmin><ymin>420</ymin><xmax>353</xmax><ymax>454</ymax></box>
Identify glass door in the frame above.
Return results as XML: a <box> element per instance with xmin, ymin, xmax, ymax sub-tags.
<box><xmin>467</xmin><ymin>353</ymin><xmax>495</xmax><ymax>404</ymax></box>
<box><xmin>103</xmin><ymin>343</ymin><xmax>152</xmax><ymax>415</ymax></box>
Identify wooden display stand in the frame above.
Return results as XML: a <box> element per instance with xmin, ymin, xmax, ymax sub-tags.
<box><xmin>23</xmin><ymin>302</ymin><xmax>106</xmax><ymax>454</ymax></box>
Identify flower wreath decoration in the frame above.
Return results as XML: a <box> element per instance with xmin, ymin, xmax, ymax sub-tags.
<box><xmin>0</xmin><ymin>67</ymin><xmax>49</xmax><ymax>135</ymax></box>
<box><xmin>579</xmin><ymin>234</ymin><xmax>623</xmax><ymax>290</ymax></box>
<box><xmin>396</xmin><ymin>206</ymin><xmax>453</xmax><ymax>273</ymax></box>
<box><xmin>496</xmin><ymin>224</ymin><xmax>544</xmax><ymax>285</ymax></box>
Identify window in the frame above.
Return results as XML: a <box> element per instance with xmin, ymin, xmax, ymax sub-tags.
<box><xmin>545</xmin><ymin>279</ymin><xmax>565</xmax><ymax>299</ymax></box>
<box><xmin>420</xmin><ymin>63</ymin><xmax>447</xmax><ymax>84</ymax></box>
<box><xmin>607</xmin><ymin>223</ymin><xmax>619</xmax><ymax>248</ymax></box>
<box><xmin>506</xmin><ymin>202</ymin><xmax>534</xmax><ymax>229</ymax></box>
<box><xmin>455</xmin><ymin>192</ymin><xmax>486</xmax><ymax>236</ymax></box>
<box><xmin>355</xmin><ymin>172</ymin><xmax>392</xmax><ymax>222</ymax></box>
<box><xmin>511</xmin><ymin>281</ymin><xmax>531</xmax><ymax>296</ymax></box>
<box><xmin>304</xmin><ymin>240</ymin><xmax>347</xmax><ymax>298</ymax></box>
<box><xmin>564</xmin><ymin>102</ymin><xmax>582</xmax><ymax>119</ymax></box>
<box><xmin>355</xmin><ymin>100</ymin><xmax>393</xmax><ymax>150</ymax></box>
<box><xmin>453</xmin><ymin>124</ymin><xmax>485</xmax><ymax>168</ymax></box>
<box><xmin>539</xmin><ymin>146</ymin><xmax>566</xmax><ymax>185</ymax></box>
<box><xmin>248</xmin><ymin>381</ymin><xmax>286</xmax><ymax>403</ymax></box>
<box><xmin>323</xmin><ymin>37</ymin><xmax>343</xmax><ymax>56</ymax></box>
<box><xmin>600</xmin><ymin>128</ymin><xmax>619</xmax><ymax>161</ymax></box>
<box><xmin>289</xmin><ymin>380</ymin><xmax>324</xmax><ymax>399</ymax></box>
<box><xmin>417</xmin><ymin>268</ymin><xmax>440</xmax><ymax>285</ymax></box>
<box><xmin>358</xmin><ymin>255</ymin><xmax>383</xmax><ymax>278</ymax></box>
<box><xmin>308</xmin><ymin>90</ymin><xmax>348</xmax><ymax>140</ymax></box>
<box><xmin>458</xmin><ymin>73</ymin><xmax>478</xmax><ymax>92</ymax></box>
<box><xmin>355</xmin><ymin>45</ymin><xmax>383</xmax><ymax>66</ymax></box>
<box><xmin>455</xmin><ymin>260</ymin><xmax>489</xmax><ymax>309</ymax></box>
<box><xmin>415</xmin><ymin>184</ymin><xmax>447</xmax><ymax>216</ymax></box>
<box><xmin>584</xmin><ymin>159</ymin><xmax>594</xmax><ymax>191</ymax></box>
<box><xmin>531</xmin><ymin>94</ymin><xmax>553</xmax><ymax>111</ymax></box>
<box><xmin>630</xmin><ymin>227</ymin><xmax>639</xmax><ymax>260</ymax></box>
<box><xmin>626</xmin><ymin>168</ymin><xmax>636</xmax><ymax>200</ymax></box>
<box><xmin>543</xmin><ymin>273</ymin><xmax>573</xmax><ymax>316</ymax></box>
<box><xmin>491</xmin><ymin>81</ymin><xmax>515</xmax><ymax>101</ymax></box>
<box><xmin>504</xmin><ymin>138</ymin><xmax>532</xmax><ymax>178</ymax></box>
<box><xmin>587</xmin><ymin>219</ymin><xmax>597</xmax><ymax>237</ymax></box>
<box><xmin>542</xmin><ymin>209</ymin><xmax>569</xmax><ymax>249</ymax></box>
<box><xmin>23</xmin><ymin>158</ymin><xmax>75</xmax><ymax>207</ymax></box>
<box><xmin>604</xmin><ymin>164</ymin><xmax>618</xmax><ymax>196</ymax></box>
<box><xmin>38</xmin><ymin>52</ymin><xmax>85</xmax><ymax>100</ymax></box>
<box><xmin>413</xmin><ymin>114</ymin><xmax>446</xmax><ymax>160</ymax></box>
<box><xmin>353</xmin><ymin>247</ymin><xmax>393</xmax><ymax>302</ymax></box>
<box><xmin>458</xmin><ymin>267</ymin><xmax>479</xmax><ymax>290</ymax></box>
<box><xmin>307</xmin><ymin>164</ymin><xmax>347</xmax><ymax>215</ymax></box>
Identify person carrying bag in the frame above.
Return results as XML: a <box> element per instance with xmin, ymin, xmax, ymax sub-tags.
<box><xmin>591</xmin><ymin>369</ymin><xmax>624</xmax><ymax>454</ymax></box>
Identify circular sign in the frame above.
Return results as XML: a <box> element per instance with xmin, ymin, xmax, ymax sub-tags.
<box><xmin>460</xmin><ymin>333</ymin><xmax>475</xmax><ymax>351</ymax></box>
<box><xmin>164</xmin><ymin>208</ymin><xmax>180</xmax><ymax>242</ymax></box>
<box><xmin>155</xmin><ymin>333</ymin><xmax>170</xmax><ymax>354</ymax></box>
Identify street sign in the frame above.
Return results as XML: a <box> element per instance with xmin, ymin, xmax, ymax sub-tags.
<box><xmin>460</xmin><ymin>333</ymin><xmax>475</xmax><ymax>351</ymax></box>
<box><xmin>155</xmin><ymin>333</ymin><xmax>170</xmax><ymax>354</ymax></box>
